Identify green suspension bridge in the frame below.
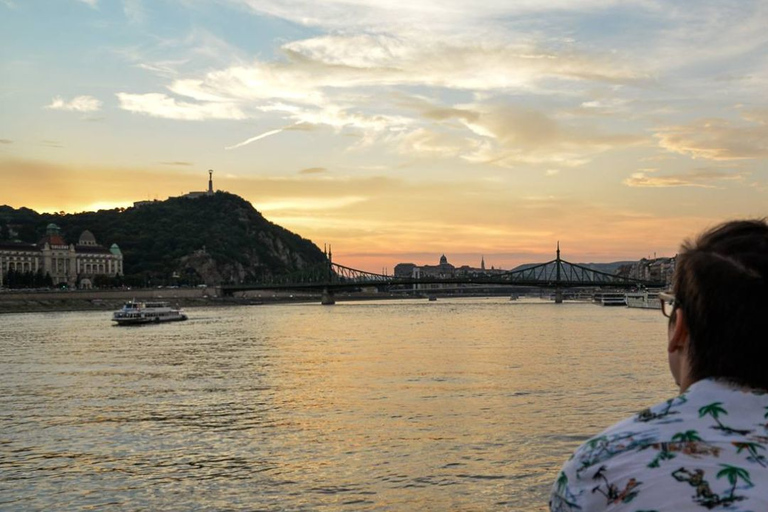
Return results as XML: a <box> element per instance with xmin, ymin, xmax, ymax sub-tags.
<box><xmin>219</xmin><ymin>244</ymin><xmax>666</xmax><ymax>304</ymax></box>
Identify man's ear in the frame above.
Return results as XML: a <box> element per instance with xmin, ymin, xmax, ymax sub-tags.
<box><xmin>668</xmin><ymin>309</ymin><xmax>689</xmax><ymax>353</ymax></box>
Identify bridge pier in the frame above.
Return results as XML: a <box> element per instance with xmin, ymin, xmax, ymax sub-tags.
<box><xmin>321</xmin><ymin>288</ymin><xmax>336</xmax><ymax>306</ymax></box>
<box><xmin>554</xmin><ymin>288</ymin><xmax>563</xmax><ymax>304</ymax></box>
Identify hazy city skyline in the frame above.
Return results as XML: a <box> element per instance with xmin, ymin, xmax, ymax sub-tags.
<box><xmin>2</xmin><ymin>1</ymin><xmax>767</xmax><ymax>272</ymax></box>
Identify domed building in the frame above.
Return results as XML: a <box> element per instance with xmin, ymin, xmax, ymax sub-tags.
<box><xmin>78</xmin><ymin>230</ymin><xmax>97</xmax><ymax>246</ymax></box>
<box><xmin>421</xmin><ymin>254</ymin><xmax>455</xmax><ymax>278</ymax></box>
<box><xmin>0</xmin><ymin>224</ymin><xmax>123</xmax><ymax>288</ymax></box>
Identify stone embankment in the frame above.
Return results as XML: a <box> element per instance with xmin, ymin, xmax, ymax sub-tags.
<box><xmin>0</xmin><ymin>288</ymin><xmax>316</xmax><ymax>314</ymax></box>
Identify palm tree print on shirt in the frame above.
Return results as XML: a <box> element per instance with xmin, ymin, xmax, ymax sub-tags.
<box><xmin>591</xmin><ymin>465</ymin><xmax>641</xmax><ymax>505</ymax></box>
<box><xmin>575</xmin><ymin>432</ymin><xmax>657</xmax><ymax>477</ymax></box>
<box><xmin>698</xmin><ymin>402</ymin><xmax>752</xmax><ymax>436</ymax></box>
<box><xmin>672</xmin><ymin>465</ymin><xmax>753</xmax><ymax>508</ymax></box>
<box><xmin>636</xmin><ymin>396</ymin><xmax>688</xmax><ymax>423</ymax></box>
<box><xmin>551</xmin><ymin>471</ymin><xmax>582</xmax><ymax>512</ymax></box>
<box><xmin>646</xmin><ymin>430</ymin><xmax>714</xmax><ymax>468</ymax></box>
<box><xmin>717</xmin><ymin>464</ymin><xmax>753</xmax><ymax>504</ymax></box>
<box><xmin>732</xmin><ymin>441</ymin><xmax>767</xmax><ymax>467</ymax></box>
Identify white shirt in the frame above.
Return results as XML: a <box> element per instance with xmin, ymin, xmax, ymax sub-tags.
<box><xmin>550</xmin><ymin>378</ymin><xmax>768</xmax><ymax>511</ymax></box>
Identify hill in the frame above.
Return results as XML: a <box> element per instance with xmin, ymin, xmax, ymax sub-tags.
<box><xmin>0</xmin><ymin>193</ymin><xmax>326</xmax><ymax>286</ymax></box>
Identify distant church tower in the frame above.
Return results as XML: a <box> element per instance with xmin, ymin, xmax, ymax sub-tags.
<box><xmin>207</xmin><ymin>169</ymin><xmax>214</xmax><ymax>196</ymax></box>
<box><xmin>481</xmin><ymin>255</ymin><xmax>486</xmax><ymax>271</ymax></box>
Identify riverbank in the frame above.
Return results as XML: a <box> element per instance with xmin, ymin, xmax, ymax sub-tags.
<box><xmin>0</xmin><ymin>288</ymin><xmax>314</xmax><ymax>314</ymax></box>
<box><xmin>0</xmin><ymin>288</ymin><xmax>538</xmax><ymax>314</ymax></box>
<box><xmin>0</xmin><ymin>288</ymin><xmax>441</xmax><ymax>314</ymax></box>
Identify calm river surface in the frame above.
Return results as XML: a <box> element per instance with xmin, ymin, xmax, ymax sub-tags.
<box><xmin>1</xmin><ymin>298</ymin><xmax>676</xmax><ymax>511</ymax></box>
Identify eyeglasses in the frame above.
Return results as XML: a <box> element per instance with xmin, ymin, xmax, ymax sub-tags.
<box><xmin>659</xmin><ymin>291</ymin><xmax>679</xmax><ymax>318</ymax></box>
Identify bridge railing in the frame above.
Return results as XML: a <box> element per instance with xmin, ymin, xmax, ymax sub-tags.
<box><xmin>332</xmin><ymin>263</ymin><xmax>390</xmax><ymax>283</ymax></box>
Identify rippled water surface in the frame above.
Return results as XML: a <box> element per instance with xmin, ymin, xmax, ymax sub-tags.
<box><xmin>1</xmin><ymin>298</ymin><xmax>676</xmax><ymax>510</ymax></box>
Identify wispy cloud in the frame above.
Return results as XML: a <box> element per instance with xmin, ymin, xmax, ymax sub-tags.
<box><xmin>0</xmin><ymin>139</ymin><xmax>12</xmax><ymax>144</ymax></box>
<box><xmin>299</xmin><ymin>167</ymin><xmax>327</xmax><ymax>174</ymax></box>
<box><xmin>77</xmin><ymin>0</ymin><xmax>98</xmax><ymax>7</ymax></box>
<box><xmin>258</xmin><ymin>195</ymin><xmax>369</xmax><ymax>212</ymax></box>
<box><xmin>160</xmin><ymin>34</ymin><xmax>646</xmax><ymax>110</ymax></box>
<box><xmin>119</xmin><ymin>26</ymin><xmax>649</xmax><ymax>159</ymax></box>
<box><xmin>45</xmin><ymin>95</ymin><xmax>102</xmax><ymax>113</ymax></box>
<box><xmin>233</xmin><ymin>0</ymin><xmax>635</xmax><ymax>33</ymax></box>
<box><xmin>116</xmin><ymin>92</ymin><xmax>245</xmax><ymax>120</ymax></box>
<box><xmin>160</xmin><ymin>161</ymin><xmax>193</xmax><ymax>166</ymax></box>
<box><xmin>225</xmin><ymin>121</ymin><xmax>306</xmax><ymax>150</ymax></box>
<box><xmin>448</xmin><ymin>103</ymin><xmax>646</xmax><ymax>167</ymax></box>
<box><xmin>397</xmin><ymin>128</ymin><xmax>478</xmax><ymax>158</ymax></box>
<box><xmin>623</xmin><ymin>168</ymin><xmax>748</xmax><ymax>188</ymax></box>
<box><xmin>655</xmin><ymin>116</ymin><xmax>768</xmax><ymax>160</ymax></box>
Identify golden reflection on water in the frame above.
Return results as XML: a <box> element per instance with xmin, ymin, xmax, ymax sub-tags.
<box><xmin>0</xmin><ymin>298</ymin><xmax>673</xmax><ymax>510</ymax></box>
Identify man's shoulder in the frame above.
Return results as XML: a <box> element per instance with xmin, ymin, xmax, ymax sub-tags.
<box><xmin>551</xmin><ymin>382</ymin><xmax>768</xmax><ymax>511</ymax></box>
<box><xmin>593</xmin><ymin>379</ymin><xmax>768</xmax><ymax>442</ymax></box>
<box><xmin>580</xmin><ymin>391</ymin><xmax>692</xmax><ymax>452</ymax></box>
<box><xmin>565</xmin><ymin>379</ymin><xmax>768</xmax><ymax>479</ymax></box>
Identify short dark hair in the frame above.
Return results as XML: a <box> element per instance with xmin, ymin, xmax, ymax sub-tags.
<box><xmin>674</xmin><ymin>219</ymin><xmax>768</xmax><ymax>389</ymax></box>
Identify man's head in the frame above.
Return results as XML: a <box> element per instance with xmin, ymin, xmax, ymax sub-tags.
<box><xmin>670</xmin><ymin>219</ymin><xmax>768</xmax><ymax>390</ymax></box>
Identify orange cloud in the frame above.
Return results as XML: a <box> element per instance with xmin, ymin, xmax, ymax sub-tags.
<box><xmin>624</xmin><ymin>168</ymin><xmax>748</xmax><ymax>188</ymax></box>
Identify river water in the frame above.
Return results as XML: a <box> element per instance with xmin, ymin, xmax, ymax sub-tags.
<box><xmin>1</xmin><ymin>297</ymin><xmax>676</xmax><ymax>511</ymax></box>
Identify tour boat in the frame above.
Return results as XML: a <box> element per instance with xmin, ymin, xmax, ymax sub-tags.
<box><xmin>112</xmin><ymin>300</ymin><xmax>187</xmax><ymax>325</ymax></box>
<box><xmin>594</xmin><ymin>292</ymin><xmax>627</xmax><ymax>306</ymax></box>
<box><xmin>625</xmin><ymin>290</ymin><xmax>662</xmax><ymax>310</ymax></box>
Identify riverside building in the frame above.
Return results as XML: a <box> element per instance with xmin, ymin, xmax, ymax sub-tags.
<box><xmin>0</xmin><ymin>223</ymin><xmax>123</xmax><ymax>288</ymax></box>
<box><xmin>394</xmin><ymin>255</ymin><xmax>505</xmax><ymax>279</ymax></box>
<box><xmin>394</xmin><ymin>255</ymin><xmax>506</xmax><ymax>291</ymax></box>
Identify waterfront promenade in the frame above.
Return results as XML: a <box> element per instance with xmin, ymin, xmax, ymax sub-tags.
<box><xmin>0</xmin><ymin>288</ymin><xmax>312</xmax><ymax>314</ymax></box>
<box><xmin>0</xmin><ymin>288</ymin><xmax>425</xmax><ymax>314</ymax></box>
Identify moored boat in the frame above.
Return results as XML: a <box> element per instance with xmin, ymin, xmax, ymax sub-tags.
<box><xmin>594</xmin><ymin>292</ymin><xmax>626</xmax><ymax>306</ymax></box>
<box><xmin>112</xmin><ymin>300</ymin><xmax>187</xmax><ymax>325</ymax></box>
<box><xmin>625</xmin><ymin>290</ymin><xmax>662</xmax><ymax>310</ymax></box>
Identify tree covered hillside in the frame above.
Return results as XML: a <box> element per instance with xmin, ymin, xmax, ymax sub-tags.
<box><xmin>0</xmin><ymin>193</ymin><xmax>327</xmax><ymax>285</ymax></box>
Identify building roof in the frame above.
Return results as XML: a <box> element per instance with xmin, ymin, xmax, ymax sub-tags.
<box><xmin>79</xmin><ymin>230</ymin><xmax>97</xmax><ymax>245</ymax></box>
<box><xmin>38</xmin><ymin>234</ymin><xmax>68</xmax><ymax>247</ymax></box>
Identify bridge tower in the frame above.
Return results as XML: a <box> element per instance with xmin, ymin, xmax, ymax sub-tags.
<box><xmin>322</xmin><ymin>244</ymin><xmax>335</xmax><ymax>305</ymax></box>
<box><xmin>554</xmin><ymin>241</ymin><xmax>563</xmax><ymax>304</ymax></box>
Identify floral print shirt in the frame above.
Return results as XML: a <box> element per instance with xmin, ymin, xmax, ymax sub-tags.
<box><xmin>550</xmin><ymin>378</ymin><xmax>768</xmax><ymax>511</ymax></box>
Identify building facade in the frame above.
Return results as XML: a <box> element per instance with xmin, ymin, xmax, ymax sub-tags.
<box><xmin>393</xmin><ymin>255</ymin><xmax>506</xmax><ymax>290</ymax></box>
<box><xmin>395</xmin><ymin>255</ymin><xmax>505</xmax><ymax>279</ymax></box>
<box><xmin>0</xmin><ymin>224</ymin><xmax>123</xmax><ymax>288</ymax></box>
<box><xmin>616</xmin><ymin>256</ymin><xmax>676</xmax><ymax>286</ymax></box>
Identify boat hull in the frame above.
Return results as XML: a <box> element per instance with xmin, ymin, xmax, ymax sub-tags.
<box><xmin>113</xmin><ymin>314</ymin><xmax>187</xmax><ymax>326</ymax></box>
<box><xmin>112</xmin><ymin>300</ymin><xmax>188</xmax><ymax>326</ymax></box>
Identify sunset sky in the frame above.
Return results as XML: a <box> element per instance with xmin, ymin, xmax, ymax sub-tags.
<box><xmin>2</xmin><ymin>1</ymin><xmax>767</xmax><ymax>271</ymax></box>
